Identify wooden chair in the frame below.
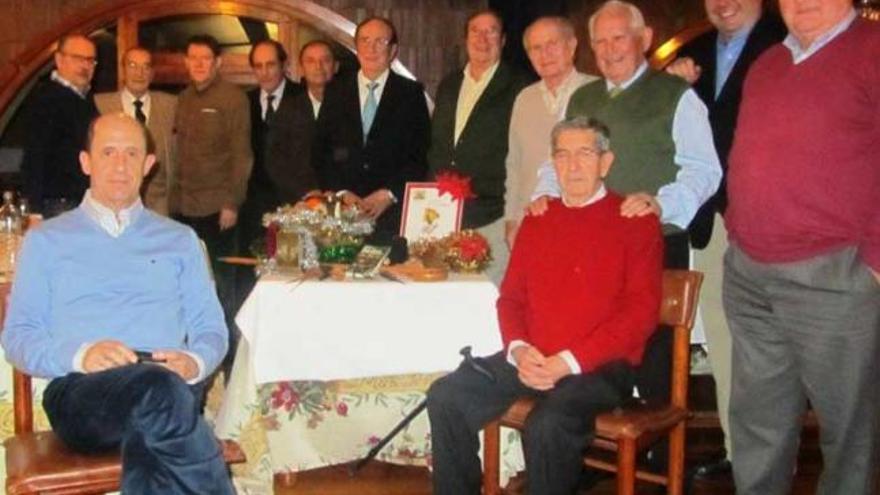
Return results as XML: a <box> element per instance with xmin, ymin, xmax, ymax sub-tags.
<box><xmin>482</xmin><ymin>269</ymin><xmax>703</xmax><ymax>495</ymax></box>
<box><xmin>0</xmin><ymin>286</ymin><xmax>246</xmax><ymax>494</ymax></box>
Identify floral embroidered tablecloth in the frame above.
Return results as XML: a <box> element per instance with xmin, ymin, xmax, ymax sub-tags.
<box><xmin>215</xmin><ymin>332</ymin><xmax>525</xmax><ymax>494</ymax></box>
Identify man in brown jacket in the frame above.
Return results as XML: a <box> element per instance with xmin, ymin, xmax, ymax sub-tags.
<box><xmin>174</xmin><ymin>34</ymin><xmax>252</xmax><ymax>369</ymax></box>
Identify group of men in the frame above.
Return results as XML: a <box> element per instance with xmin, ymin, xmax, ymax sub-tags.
<box><xmin>2</xmin><ymin>0</ymin><xmax>877</xmax><ymax>493</ymax></box>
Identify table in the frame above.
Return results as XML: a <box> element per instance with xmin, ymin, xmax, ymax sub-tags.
<box><xmin>214</xmin><ymin>274</ymin><xmax>525</xmax><ymax>494</ymax></box>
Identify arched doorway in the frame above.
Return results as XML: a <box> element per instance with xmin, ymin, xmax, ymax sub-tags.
<box><xmin>0</xmin><ymin>0</ymin><xmax>425</xmax><ymax>187</ymax></box>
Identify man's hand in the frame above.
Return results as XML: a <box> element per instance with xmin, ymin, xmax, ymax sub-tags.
<box><xmin>620</xmin><ymin>192</ymin><xmax>661</xmax><ymax>218</ymax></box>
<box><xmin>527</xmin><ymin>195</ymin><xmax>550</xmax><ymax>217</ymax></box>
<box><xmin>505</xmin><ymin>220</ymin><xmax>520</xmax><ymax>250</ymax></box>
<box><xmin>512</xmin><ymin>345</ymin><xmax>551</xmax><ymax>390</ymax></box>
<box><xmin>82</xmin><ymin>340</ymin><xmax>136</xmax><ymax>373</ymax></box>
<box><xmin>361</xmin><ymin>189</ymin><xmax>394</xmax><ymax>219</ymax></box>
<box><xmin>152</xmin><ymin>350</ymin><xmax>199</xmax><ymax>381</ymax></box>
<box><xmin>219</xmin><ymin>207</ymin><xmax>238</xmax><ymax>230</ymax></box>
<box><xmin>665</xmin><ymin>57</ymin><xmax>702</xmax><ymax>84</ymax></box>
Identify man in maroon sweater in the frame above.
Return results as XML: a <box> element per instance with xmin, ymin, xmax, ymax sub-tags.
<box><xmin>427</xmin><ymin>116</ymin><xmax>663</xmax><ymax>495</ymax></box>
<box><xmin>725</xmin><ymin>1</ymin><xmax>880</xmax><ymax>494</ymax></box>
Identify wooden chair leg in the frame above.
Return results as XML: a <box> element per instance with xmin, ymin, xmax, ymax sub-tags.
<box><xmin>667</xmin><ymin>422</ymin><xmax>686</xmax><ymax>495</ymax></box>
<box><xmin>482</xmin><ymin>420</ymin><xmax>502</xmax><ymax>495</ymax></box>
<box><xmin>617</xmin><ymin>437</ymin><xmax>637</xmax><ymax>495</ymax></box>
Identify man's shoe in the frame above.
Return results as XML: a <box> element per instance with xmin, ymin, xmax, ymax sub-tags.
<box><xmin>692</xmin><ymin>458</ymin><xmax>732</xmax><ymax>479</ymax></box>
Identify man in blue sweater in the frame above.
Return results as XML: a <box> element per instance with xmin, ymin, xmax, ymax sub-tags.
<box><xmin>1</xmin><ymin>113</ymin><xmax>234</xmax><ymax>494</ymax></box>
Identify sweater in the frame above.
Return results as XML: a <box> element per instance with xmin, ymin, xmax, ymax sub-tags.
<box><xmin>497</xmin><ymin>193</ymin><xmax>663</xmax><ymax>372</ymax></box>
<box><xmin>174</xmin><ymin>78</ymin><xmax>253</xmax><ymax>216</ymax></box>
<box><xmin>1</xmin><ymin>207</ymin><xmax>228</xmax><ymax>379</ymax></box>
<box><xmin>727</xmin><ymin>18</ymin><xmax>880</xmax><ymax>271</ymax></box>
<box><xmin>21</xmin><ymin>78</ymin><xmax>98</xmax><ymax>212</ymax></box>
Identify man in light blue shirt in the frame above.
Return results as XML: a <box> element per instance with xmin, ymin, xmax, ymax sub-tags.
<box><xmin>2</xmin><ymin>113</ymin><xmax>233</xmax><ymax>494</ymax></box>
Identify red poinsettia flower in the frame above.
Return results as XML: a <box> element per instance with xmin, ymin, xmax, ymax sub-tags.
<box><xmin>436</xmin><ymin>170</ymin><xmax>476</xmax><ymax>201</ymax></box>
<box><xmin>457</xmin><ymin>234</ymin><xmax>489</xmax><ymax>262</ymax></box>
<box><xmin>270</xmin><ymin>382</ymin><xmax>300</xmax><ymax>412</ymax></box>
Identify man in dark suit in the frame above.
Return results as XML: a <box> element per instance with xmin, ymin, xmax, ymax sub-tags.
<box><xmin>665</xmin><ymin>0</ymin><xmax>786</xmax><ymax>478</ymax></box>
<box><xmin>21</xmin><ymin>33</ymin><xmax>99</xmax><ymax>217</ymax></box>
<box><xmin>240</xmin><ymin>40</ymin><xmax>319</xmax><ymax>255</ymax></box>
<box><xmin>298</xmin><ymin>40</ymin><xmax>338</xmax><ymax>120</ymax></box>
<box><xmin>313</xmin><ymin>16</ymin><xmax>430</xmax><ymax>244</ymax></box>
<box><xmin>427</xmin><ymin>9</ymin><xmax>529</xmax><ymax>285</ymax></box>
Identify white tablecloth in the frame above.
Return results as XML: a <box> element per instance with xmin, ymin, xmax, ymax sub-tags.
<box><xmin>236</xmin><ymin>274</ymin><xmax>504</xmax><ymax>384</ymax></box>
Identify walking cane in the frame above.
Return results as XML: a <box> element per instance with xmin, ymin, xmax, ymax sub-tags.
<box><xmin>348</xmin><ymin>346</ymin><xmax>496</xmax><ymax>476</ymax></box>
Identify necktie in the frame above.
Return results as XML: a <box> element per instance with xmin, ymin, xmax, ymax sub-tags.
<box><xmin>608</xmin><ymin>86</ymin><xmax>623</xmax><ymax>99</ymax></box>
<box><xmin>362</xmin><ymin>81</ymin><xmax>379</xmax><ymax>139</ymax></box>
<box><xmin>133</xmin><ymin>99</ymin><xmax>146</xmax><ymax>124</ymax></box>
<box><xmin>265</xmin><ymin>94</ymin><xmax>276</xmax><ymax>123</ymax></box>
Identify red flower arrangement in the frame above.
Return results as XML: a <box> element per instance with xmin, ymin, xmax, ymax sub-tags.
<box><xmin>442</xmin><ymin>230</ymin><xmax>492</xmax><ymax>273</ymax></box>
<box><xmin>435</xmin><ymin>170</ymin><xmax>475</xmax><ymax>201</ymax></box>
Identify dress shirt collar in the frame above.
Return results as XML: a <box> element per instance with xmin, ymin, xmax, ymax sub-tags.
<box><xmin>463</xmin><ymin>60</ymin><xmax>500</xmax><ymax>86</ymax></box>
<box><xmin>308</xmin><ymin>91</ymin><xmax>322</xmax><ymax>118</ymax></box>
<box><xmin>604</xmin><ymin>61</ymin><xmax>648</xmax><ymax>92</ymax></box>
<box><xmin>561</xmin><ymin>184</ymin><xmax>607</xmax><ymax>208</ymax></box>
<box><xmin>538</xmin><ymin>68</ymin><xmax>582</xmax><ymax>117</ymax></box>
<box><xmin>358</xmin><ymin>68</ymin><xmax>391</xmax><ymax>107</ymax></box>
<box><xmin>718</xmin><ymin>19</ymin><xmax>756</xmax><ymax>46</ymax></box>
<box><xmin>81</xmin><ymin>189</ymin><xmax>144</xmax><ymax>238</ymax></box>
<box><xmin>261</xmin><ymin>78</ymin><xmax>286</xmax><ymax>119</ymax></box>
<box><xmin>121</xmin><ymin>88</ymin><xmax>151</xmax><ymax>121</ymax></box>
<box><xmin>50</xmin><ymin>70</ymin><xmax>89</xmax><ymax>99</ymax></box>
<box><xmin>783</xmin><ymin>8</ymin><xmax>857</xmax><ymax>64</ymax></box>
<box><xmin>714</xmin><ymin>22</ymin><xmax>755</xmax><ymax>97</ymax></box>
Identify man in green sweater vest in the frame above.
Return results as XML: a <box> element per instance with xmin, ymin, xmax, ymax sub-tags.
<box><xmin>529</xmin><ymin>0</ymin><xmax>721</xmax><ymax>468</ymax></box>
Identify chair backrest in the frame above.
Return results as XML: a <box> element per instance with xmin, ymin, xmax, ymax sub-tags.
<box><xmin>658</xmin><ymin>270</ymin><xmax>703</xmax><ymax>411</ymax></box>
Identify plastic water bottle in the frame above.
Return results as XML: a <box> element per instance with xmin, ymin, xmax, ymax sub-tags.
<box><xmin>0</xmin><ymin>191</ymin><xmax>23</xmax><ymax>278</ymax></box>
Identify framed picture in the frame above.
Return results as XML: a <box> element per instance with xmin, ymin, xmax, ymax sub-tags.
<box><xmin>399</xmin><ymin>182</ymin><xmax>463</xmax><ymax>241</ymax></box>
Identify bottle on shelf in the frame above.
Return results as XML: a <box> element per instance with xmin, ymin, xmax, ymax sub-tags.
<box><xmin>0</xmin><ymin>190</ymin><xmax>23</xmax><ymax>278</ymax></box>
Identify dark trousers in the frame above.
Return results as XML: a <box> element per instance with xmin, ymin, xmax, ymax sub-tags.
<box><xmin>43</xmin><ymin>365</ymin><xmax>234</xmax><ymax>494</ymax></box>
<box><xmin>175</xmin><ymin>212</ymin><xmax>239</xmax><ymax>375</ymax></box>
<box><xmin>427</xmin><ymin>352</ymin><xmax>634</xmax><ymax>495</ymax></box>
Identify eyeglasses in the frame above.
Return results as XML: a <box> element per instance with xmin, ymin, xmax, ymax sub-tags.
<box><xmin>356</xmin><ymin>36</ymin><xmax>392</xmax><ymax>49</ymax></box>
<box><xmin>552</xmin><ymin>147</ymin><xmax>604</xmax><ymax>163</ymax></box>
<box><xmin>60</xmin><ymin>51</ymin><xmax>97</xmax><ymax>66</ymax></box>
<box><xmin>125</xmin><ymin>62</ymin><xmax>152</xmax><ymax>72</ymax></box>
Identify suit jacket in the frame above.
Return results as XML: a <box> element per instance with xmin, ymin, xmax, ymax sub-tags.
<box><xmin>427</xmin><ymin>62</ymin><xmax>529</xmax><ymax>228</ymax></box>
<box><xmin>682</xmin><ymin>13</ymin><xmax>786</xmax><ymax>248</ymax></box>
<box><xmin>95</xmin><ymin>90</ymin><xmax>177</xmax><ymax>215</ymax></box>
<box><xmin>21</xmin><ymin>78</ymin><xmax>98</xmax><ymax>213</ymax></box>
<box><xmin>313</xmin><ymin>70</ymin><xmax>430</xmax><ymax>242</ymax></box>
<box><xmin>239</xmin><ymin>79</ymin><xmax>318</xmax><ymax>250</ymax></box>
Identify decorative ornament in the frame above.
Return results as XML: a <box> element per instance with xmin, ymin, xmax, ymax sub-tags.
<box><xmin>409</xmin><ymin>229</ymin><xmax>492</xmax><ymax>273</ymax></box>
<box><xmin>262</xmin><ymin>192</ymin><xmax>374</xmax><ymax>271</ymax></box>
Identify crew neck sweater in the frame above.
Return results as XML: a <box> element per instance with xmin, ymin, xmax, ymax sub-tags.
<box><xmin>498</xmin><ymin>193</ymin><xmax>663</xmax><ymax>372</ymax></box>
<box><xmin>727</xmin><ymin>18</ymin><xmax>880</xmax><ymax>270</ymax></box>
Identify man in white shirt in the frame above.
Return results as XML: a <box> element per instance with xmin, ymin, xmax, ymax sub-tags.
<box><xmin>95</xmin><ymin>47</ymin><xmax>177</xmax><ymax>215</ymax></box>
<box><xmin>503</xmin><ymin>16</ymin><xmax>597</xmax><ymax>248</ymax></box>
<box><xmin>298</xmin><ymin>40</ymin><xmax>338</xmax><ymax>119</ymax></box>
<box><xmin>312</xmin><ymin>16</ymin><xmax>430</xmax><ymax>243</ymax></box>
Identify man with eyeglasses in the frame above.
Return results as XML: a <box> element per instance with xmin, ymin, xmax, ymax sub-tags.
<box><xmin>427</xmin><ymin>9</ymin><xmax>529</xmax><ymax>286</ymax></box>
<box><xmin>527</xmin><ymin>1</ymin><xmax>720</xmax><ymax>471</ymax></box>
<box><xmin>95</xmin><ymin>47</ymin><xmax>177</xmax><ymax>215</ymax></box>
<box><xmin>428</xmin><ymin>116</ymin><xmax>663</xmax><ymax>495</ymax></box>
<box><xmin>312</xmin><ymin>16</ymin><xmax>430</xmax><ymax>244</ymax></box>
<box><xmin>503</xmin><ymin>16</ymin><xmax>596</xmax><ymax>251</ymax></box>
<box><xmin>21</xmin><ymin>33</ymin><xmax>99</xmax><ymax>217</ymax></box>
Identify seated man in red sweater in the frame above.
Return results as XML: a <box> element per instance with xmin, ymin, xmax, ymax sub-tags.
<box><xmin>427</xmin><ymin>116</ymin><xmax>663</xmax><ymax>495</ymax></box>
